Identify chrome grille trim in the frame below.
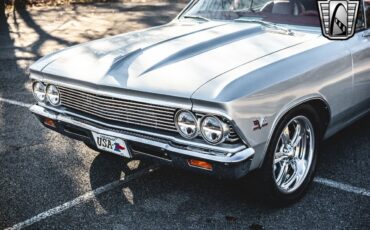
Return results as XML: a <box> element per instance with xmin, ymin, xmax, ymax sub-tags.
<box><xmin>59</xmin><ymin>87</ymin><xmax>175</xmax><ymax>113</ymax></box>
<box><xmin>58</xmin><ymin>86</ymin><xmax>177</xmax><ymax>132</ymax></box>
<box><xmin>61</xmin><ymin>97</ymin><xmax>174</xmax><ymax>121</ymax></box>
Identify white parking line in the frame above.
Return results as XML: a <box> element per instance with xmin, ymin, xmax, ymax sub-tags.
<box><xmin>6</xmin><ymin>174</ymin><xmax>369</xmax><ymax>230</ymax></box>
<box><xmin>314</xmin><ymin>177</ymin><xmax>370</xmax><ymax>197</ymax></box>
<box><xmin>5</xmin><ymin>167</ymin><xmax>159</xmax><ymax>230</ymax></box>
<box><xmin>0</xmin><ymin>98</ymin><xmax>32</xmax><ymax>108</ymax></box>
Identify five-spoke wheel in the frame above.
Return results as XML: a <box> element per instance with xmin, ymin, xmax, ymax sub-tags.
<box><xmin>257</xmin><ymin>105</ymin><xmax>320</xmax><ymax>204</ymax></box>
<box><xmin>273</xmin><ymin>116</ymin><xmax>315</xmax><ymax>193</ymax></box>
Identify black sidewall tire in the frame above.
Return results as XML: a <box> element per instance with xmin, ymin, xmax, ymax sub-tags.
<box><xmin>259</xmin><ymin>104</ymin><xmax>321</xmax><ymax>205</ymax></box>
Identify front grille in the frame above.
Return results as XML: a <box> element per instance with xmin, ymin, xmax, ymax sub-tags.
<box><xmin>58</xmin><ymin>86</ymin><xmax>178</xmax><ymax>132</ymax></box>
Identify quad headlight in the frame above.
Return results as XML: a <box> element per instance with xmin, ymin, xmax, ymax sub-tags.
<box><xmin>175</xmin><ymin>110</ymin><xmax>198</xmax><ymax>139</ymax></box>
<box><xmin>200</xmin><ymin>116</ymin><xmax>229</xmax><ymax>144</ymax></box>
<box><xmin>32</xmin><ymin>82</ymin><xmax>46</xmax><ymax>102</ymax></box>
<box><xmin>32</xmin><ymin>82</ymin><xmax>60</xmax><ymax>106</ymax></box>
<box><xmin>175</xmin><ymin>110</ymin><xmax>231</xmax><ymax>144</ymax></box>
<box><xmin>46</xmin><ymin>84</ymin><xmax>60</xmax><ymax>106</ymax></box>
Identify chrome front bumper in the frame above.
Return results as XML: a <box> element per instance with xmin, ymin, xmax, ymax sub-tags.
<box><xmin>30</xmin><ymin>105</ymin><xmax>255</xmax><ymax>178</ymax></box>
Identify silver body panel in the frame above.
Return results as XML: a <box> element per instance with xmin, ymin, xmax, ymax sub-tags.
<box><xmin>29</xmin><ymin>16</ymin><xmax>370</xmax><ymax>170</ymax></box>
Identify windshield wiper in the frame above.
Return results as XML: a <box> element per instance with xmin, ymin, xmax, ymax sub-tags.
<box><xmin>234</xmin><ymin>18</ymin><xmax>294</xmax><ymax>35</ymax></box>
<box><xmin>183</xmin><ymin>15</ymin><xmax>210</xmax><ymax>22</ymax></box>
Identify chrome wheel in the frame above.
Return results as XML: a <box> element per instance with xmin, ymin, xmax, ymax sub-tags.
<box><xmin>273</xmin><ymin>116</ymin><xmax>315</xmax><ymax>194</ymax></box>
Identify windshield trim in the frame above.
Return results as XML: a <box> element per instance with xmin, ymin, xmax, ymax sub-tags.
<box><xmin>176</xmin><ymin>0</ymin><xmax>200</xmax><ymax>20</ymax></box>
<box><xmin>234</xmin><ymin>17</ymin><xmax>294</xmax><ymax>35</ymax></box>
<box><xmin>176</xmin><ymin>0</ymin><xmax>321</xmax><ymax>29</ymax></box>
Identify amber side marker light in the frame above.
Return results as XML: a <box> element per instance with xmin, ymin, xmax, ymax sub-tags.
<box><xmin>188</xmin><ymin>159</ymin><xmax>213</xmax><ymax>171</ymax></box>
<box><xmin>43</xmin><ymin>118</ymin><xmax>56</xmax><ymax>128</ymax></box>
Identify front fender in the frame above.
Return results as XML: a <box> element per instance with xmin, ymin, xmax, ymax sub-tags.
<box><xmin>192</xmin><ymin>38</ymin><xmax>352</xmax><ymax>170</ymax></box>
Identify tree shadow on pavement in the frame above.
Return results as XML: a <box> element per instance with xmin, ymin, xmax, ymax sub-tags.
<box><xmin>88</xmin><ymin>152</ymin><xmax>264</xmax><ymax>212</ymax></box>
<box><xmin>0</xmin><ymin>2</ymin><xmax>87</xmax><ymax>228</ymax></box>
<box><xmin>13</xmin><ymin>0</ymin><xmax>77</xmax><ymax>58</ymax></box>
<box><xmin>1</xmin><ymin>2</ymin><xmax>186</xmax><ymax>228</ymax></box>
<box><xmin>86</xmin><ymin>115</ymin><xmax>370</xmax><ymax>229</ymax></box>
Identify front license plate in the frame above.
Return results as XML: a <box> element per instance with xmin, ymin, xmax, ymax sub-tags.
<box><xmin>92</xmin><ymin>132</ymin><xmax>131</xmax><ymax>158</ymax></box>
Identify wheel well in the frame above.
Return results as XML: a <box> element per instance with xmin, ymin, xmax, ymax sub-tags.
<box><xmin>301</xmin><ymin>99</ymin><xmax>331</xmax><ymax>136</ymax></box>
<box><xmin>258</xmin><ymin>98</ymin><xmax>331</xmax><ymax>169</ymax></box>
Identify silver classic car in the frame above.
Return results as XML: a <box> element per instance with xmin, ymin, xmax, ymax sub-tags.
<box><xmin>29</xmin><ymin>0</ymin><xmax>370</xmax><ymax>203</ymax></box>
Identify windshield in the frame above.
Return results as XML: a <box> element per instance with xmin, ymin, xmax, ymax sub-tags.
<box><xmin>181</xmin><ymin>0</ymin><xmax>320</xmax><ymax>27</ymax></box>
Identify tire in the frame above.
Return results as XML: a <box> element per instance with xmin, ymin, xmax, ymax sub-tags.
<box><xmin>257</xmin><ymin>104</ymin><xmax>322</xmax><ymax>205</ymax></box>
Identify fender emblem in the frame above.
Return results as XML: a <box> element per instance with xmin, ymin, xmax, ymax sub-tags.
<box><xmin>253</xmin><ymin>118</ymin><xmax>268</xmax><ymax>131</ymax></box>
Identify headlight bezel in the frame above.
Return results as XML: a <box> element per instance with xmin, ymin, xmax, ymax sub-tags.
<box><xmin>174</xmin><ymin>110</ymin><xmax>199</xmax><ymax>139</ymax></box>
<box><xmin>32</xmin><ymin>81</ymin><xmax>46</xmax><ymax>102</ymax></box>
<box><xmin>46</xmin><ymin>84</ymin><xmax>61</xmax><ymax>106</ymax></box>
<box><xmin>200</xmin><ymin>115</ymin><xmax>230</xmax><ymax>145</ymax></box>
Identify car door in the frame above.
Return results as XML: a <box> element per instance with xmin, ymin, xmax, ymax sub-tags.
<box><xmin>347</xmin><ymin>0</ymin><xmax>370</xmax><ymax>112</ymax></box>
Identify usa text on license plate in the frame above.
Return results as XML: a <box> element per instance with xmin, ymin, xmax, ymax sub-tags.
<box><xmin>92</xmin><ymin>132</ymin><xmax>131</xmax><ymax>158</ymax></box>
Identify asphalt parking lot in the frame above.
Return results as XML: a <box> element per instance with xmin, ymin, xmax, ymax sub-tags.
<box><xmin>0</xmin><ymin>2</ymin><xmax>369</xmax><ymax>229</ymax></box>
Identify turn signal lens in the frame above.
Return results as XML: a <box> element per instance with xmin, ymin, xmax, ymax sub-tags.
<box><xmin>43</xmin><ymin>118</ymin><xmax>56</xmax><ymax>128</ymax></box>
<box><xmin>188</xmin><ymin>159</ymin><xmax>213</xmax><ymax>171</ymax></box>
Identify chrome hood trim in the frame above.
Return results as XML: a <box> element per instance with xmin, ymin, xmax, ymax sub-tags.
<box><xmin>30</xmin><ymin>21</ymin><xmax>315</xmax><ymax>98</ymax></box>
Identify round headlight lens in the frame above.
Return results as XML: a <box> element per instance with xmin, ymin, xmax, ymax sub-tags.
<box><xmin>46</xmin><ymin>85</ymin><xmax>60</xmax><ymax>106</ymax></box>
<box><xmin>200</xmin><ymin>116</ymin><xmax>228</xmax><ymax>144</ymax></box>
<box><xmin>32</xmin><ymin>82</ymin><xmax>46</xmax><ymax>102</ymax></box>
<box><xmin>175</xmin><ymin>110</ymin><xmax>198</xmax><ymax>139</ymax></box>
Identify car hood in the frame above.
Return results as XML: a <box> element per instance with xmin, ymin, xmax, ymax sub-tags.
<box><xmin>31</xmin><ymin>21</ymin><xmax>316</xmax><ymax>98</ymax></box>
